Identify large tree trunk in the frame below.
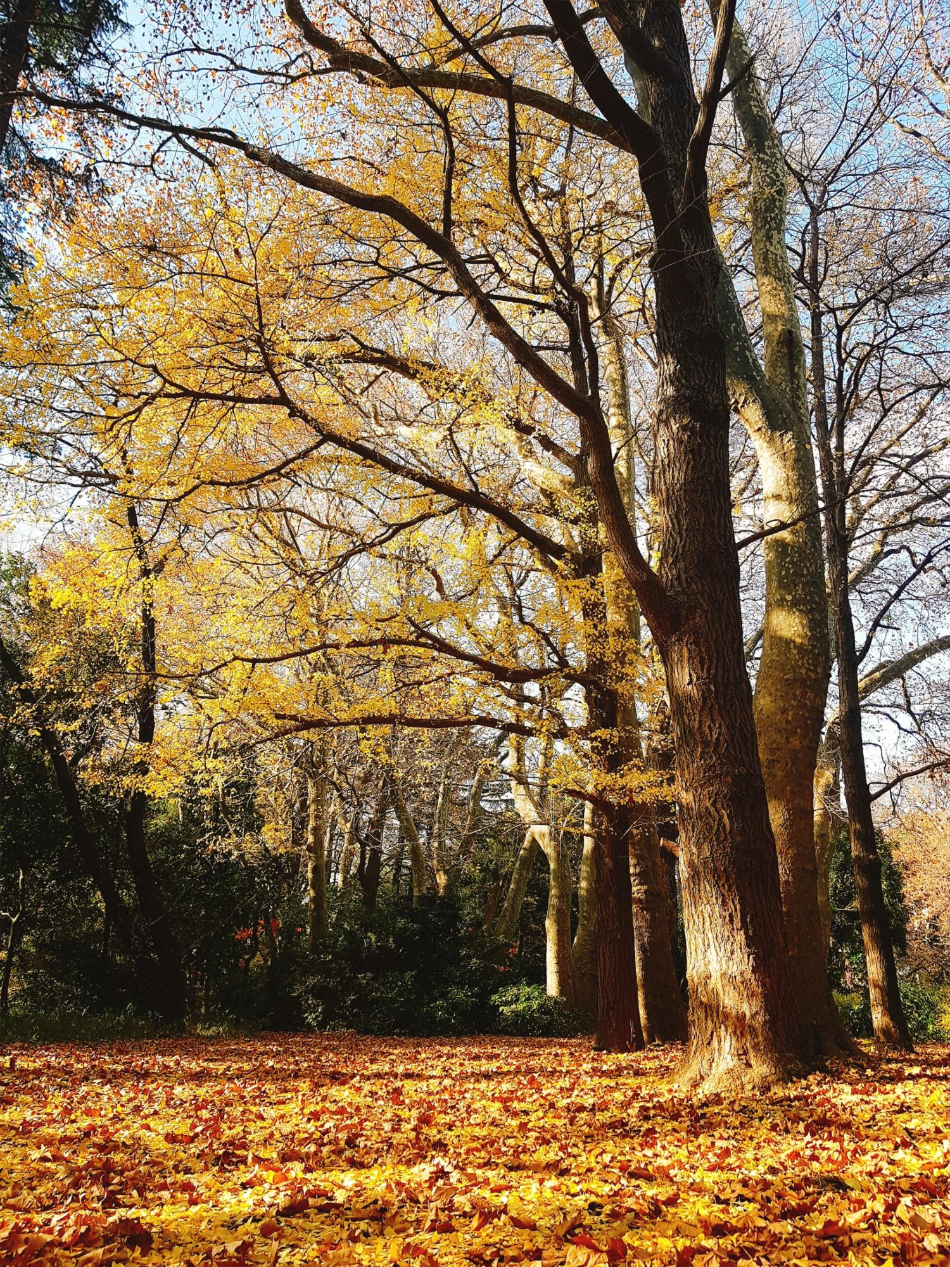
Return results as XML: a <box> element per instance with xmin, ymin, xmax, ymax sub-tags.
<box><xmin>585</xmin><ymin>0</ymin><xmax>805</xmax><ymax>1092</ymax></box>
<box><xmin>808</xmin><ymin>206</ymin><xmax>911</xmax><ymax>1049</ymax></box>
<box><xmin>711</xmin><ymin>13</ymin><xmax>841</xmax><ymax>1060</ymax></box>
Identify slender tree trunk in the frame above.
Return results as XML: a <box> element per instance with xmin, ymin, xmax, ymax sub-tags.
<box><xmin>389</xmin><ymin>771</ymin><xmax>428</xmax><ymax>904</ymax></box>
<box><xmin>808</xmin><ymin>206</ymin><xmax>910</xmax><ymax>1048</ymax></box>
<box><xmin>0</xmin><ymin>0</ymin><xmax>35</xmax><ymax>155</ymax></box>
<box><xmin>306</xmin><ymin>747</ymin><xmax>329</xmax><ymax>948</ymax></box>
<box><xmin>430</xmin><ymin>769</ymin><xmax>451</xmax><ymax>896</ymax></box>
<box><xmin>358</xmin><ymin>781</ymin><xmax>388</xmax><ymax>910</ymax></box>
<box><xmin>814</xmin><ymin>727</ymin><xmax>844</xmax><ymax>961</ymax></box>
<box><xmin>572</xmin><ymin>802</ymin><xmax>598</xmax><ymax>1022</ymax></box>
<box><xmin>492</xmin><ymin>827</ymin><xmax>541</xmax><ymax>944</ymax></box>
<box><xmin>597</xmin><ymin>288</ymin><xmax>687</xmax><ymax>1045</ymax></box>
<box><xmin>535</xmin><ymin>825</ymin><xmax>576</xmax><ymax>1007</ymax></box>
<box><xmin>125</xmin><ymin>502</ymin><xmax>185</xmax><ymax>1019</ymax></box>
<box><xmin>0</xmin><ymin>867</ymin><xmax>24</xmax><ymax>1014</ymax></box>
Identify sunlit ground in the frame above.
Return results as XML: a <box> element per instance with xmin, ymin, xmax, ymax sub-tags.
<box><xmin>1</xmin><ymin>1035</ymin><xmax>948</xmax><ymax>1265</ymax></box>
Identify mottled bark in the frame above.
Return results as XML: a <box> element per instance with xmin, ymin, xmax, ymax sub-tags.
<box><xmin>535</xmin><ymin>825</ymin><xmax>576</xmax><ymax>1008</ymax></box>
<box><xmin>713</xmin><ymin>12</ymin><xmax>840</xmax><ymax>1060</ymax></box>
<box><xmin>503</xmin><ymin>736</ymin><xmax>574</xmax><ymax>1001</ymax></box>
<box><xmin>814</xmin><ymin>727</ymin><xmax>844</xmax><ymax>961</ymax></box>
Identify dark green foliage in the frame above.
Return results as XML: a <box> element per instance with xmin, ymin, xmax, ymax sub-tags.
<box><xmin>827</xmin><ymin>828</ymin><xmax>908</xmax><ymax>993</ymax></box>
<box><xmin>490</xmin><ymin>983</ymin><xmax>588</xmax><ymax>1038</ymax></box>
<box><xmin>834</xmin><ymin>982</ymin><xmax>949</xmax><ymax>1043</ymax></box>
<box><xmin>296</xmin><ymin>892</ymin><xmax>503</xmax><ymax>1036</ymax></box>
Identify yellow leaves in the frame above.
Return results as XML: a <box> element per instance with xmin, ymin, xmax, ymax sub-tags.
<box><xmin>2</xmin><ymin>1037</ymin><xmax>950</xmax><ymax>1267</ymax></box>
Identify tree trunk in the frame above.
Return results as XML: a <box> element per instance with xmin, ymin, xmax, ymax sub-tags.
<box><xmin>358</xmin><ymin>780</ymin><xmax>388</xmax><ymax>910</ymax></box>
<box><xmin>710</xmin><ymin>13</ymin><xmax>841</xmax><ymax>1061</ymax></box>
<box><xmin>389</xmin><ymin>771</ymin><xmax>428</xmax><ymax>904</ymax></box>
<box><xmin>572</xmin><ymin>802</ymin><xmax>598</xmax><ymax>1022</ymax></box>
<box><xmin>0</xmin><ymin>867</ymin><xmax>24</xmax><ymax>1014</ymax></box>
<box><xmin>306</xmin><ymin>750</ymin><xmax>329</xmax><ymax>948</ymax></box>
<box><xmin>535</xmin><ymin>825</ymin><xmax>576</xmax><ymax>1007</ymax></box>
<box><xmin>125</xmin><ymin>501</ymin><xmax>185</xmax><ymax>1019</ymax></box>
<box><xmin>492</xmin><ymin>827</ymin><xmax>541</xmax><ymax>944</ymax></box>
<box><xmin>597</xmin><ymin>285</ymin><xmax>687</xmax><ymax>1045</ymax></box>
<box><xmin>814</xmin><ymin>727</ymin><xmax>844</xmax><ymax>961</ymax></box>
<box><xmin>594</xmin><ymin>803</ymin><xmax>643</xmax><ymax>1051</ymax></box>
<box><xmin>808</xmin><ymin>204</ymin><xmax>911</xmax><ymax>1049</ymax></box>
<box><xmin>430</xmin><ymin>768</ymin><xmax>451</xmax><ymax>896</ymax></box>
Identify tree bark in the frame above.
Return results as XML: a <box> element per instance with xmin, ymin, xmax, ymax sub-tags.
<box><xmin>430</xmin><ymin>768</ymin><xmax>451</xmax><ymax>896</ymax></box>
<box><xmin>597</xmin><ymin>282</ymin><xmax>687</xmax><ymax>1045</ymax></box>
<box><xmin>808</xmin><ymin>204</ymin><xmax>911</xmax><ymax>1049</ymax></box>
<box><xmin>571</xmin><ymin>801</ymin><xmax>598</xmax><ymax>1021</ymax></box>
<box><xmin>125</xmin><ymin>501</ymin><xmax>185</xmax><ymax>1019</ymax></box>
<box><xmin>712</xmin><ymin>12</ymin><xmax>841</xmax><ymax>1060</ymax></box>
<box><xmin>492</xmin><ymin>826</ymin><xmax>541</xmax><ymax>944</ymax></box>
<box><xmin>814</xmin><ymin>726</ymin><xmax>844</xmax><ymax>962</ymax></box>
<box><xmin>357</xmin><ymin>780</ymin><xmax>389</xmax><ymax>910</ymax></box>
<box><xmin>389</xmin><ymin>770</ymin><xmax>428</xmax><ymax>904</ymax></box>
<box><xmin>0</xmin><ymin>867</ymin><xmax>24</xmax><ymax>1014</ymax></box>
<box><xmin>306</xmin><ymin>745</ymin><xmax>329</xmax><ymax>947</ymax></box>
<box><xmin>535</xmin><ymin>824</ymin><xmax>576</xmax><ymax>1008</ymax></box>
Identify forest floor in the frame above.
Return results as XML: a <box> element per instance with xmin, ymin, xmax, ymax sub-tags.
<box><xmin>0</xmin><ymin>1036</ymin><xmax>948</xmax><ymax>1267</ymax></box>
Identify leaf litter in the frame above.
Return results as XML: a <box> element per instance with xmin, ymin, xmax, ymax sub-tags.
<box><xmin>1</xmin><ymin>1036</ymin><xmax>948</xmax><ymax>1266</ymax></box>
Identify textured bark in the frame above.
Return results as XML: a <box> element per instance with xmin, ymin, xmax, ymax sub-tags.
<box><xmin>713</xmin><ymin>12</ymin><xmax>840</xmax><ymax>1060</ymax></box>
<box><xmin>809</xmin><ymin>208</ymin><xmax>910</xmax><ymax>1049</ymax></box>
<box><xmin>572</xmin><ymin>801</ymin><xmax>598</xmax><ymax>1022</ymax></box>
<box><xmin>597</xmin><ymin>284</ymin><xmax>687</xmax><ymax>1044</ymax></box>
<box><xmin>541</xmin><ymin>0</ymin><xmax>805</xmax><ymax>1090</ymax></box>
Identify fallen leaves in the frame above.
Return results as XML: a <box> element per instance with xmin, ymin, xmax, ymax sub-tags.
<box><xmin>0</xmin><ymin>1036</ymin><xmax>949</xmax><ymax>1265</ymax></box>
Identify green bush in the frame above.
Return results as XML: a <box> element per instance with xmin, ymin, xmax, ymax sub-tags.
<box><xmin>835</xmin><ymin>981</ymin><xmax>950</xmax><ymax>1043</ymax></box>
<box><xmin>295</xmin><ymin>892</ymin><xmax>502</xmax><ymax>1035</ymax></box>
<box><xmin>490</xmin><ymin>982</ymin><xmax>588</xmax><ymax>1037</ymax></box>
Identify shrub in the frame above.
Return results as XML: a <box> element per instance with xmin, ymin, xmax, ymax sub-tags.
<box><xmin>490</xmin><ymin>982</ymin><xmax>588</xmax><ymax>1037</ymax></box>
<box><xmin>835</xmin><ymin>981</ymin><xmax>950</xmax><ymax>1042</ymax></box>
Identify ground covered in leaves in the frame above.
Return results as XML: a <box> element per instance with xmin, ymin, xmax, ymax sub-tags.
<box><xmin>1</xmin><ymin>1036</ymin><xmax>949</xmax><ymax>1266</ymax></box>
